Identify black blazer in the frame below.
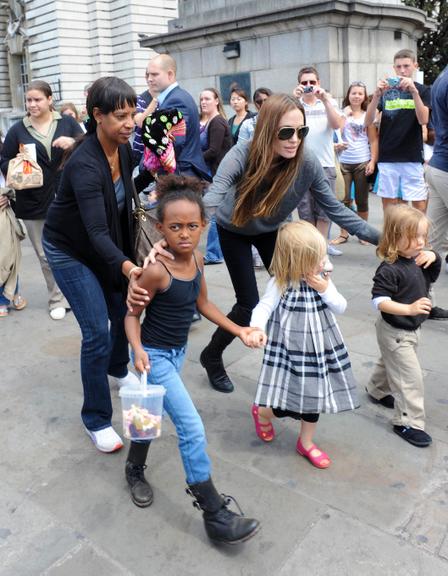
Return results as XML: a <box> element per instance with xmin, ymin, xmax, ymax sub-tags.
<box><xmin>43</xmin><ymin>134</ymin><xmax>134</xmax><ymax>293</ymax></box>
<box><xmin>0</xmin><ymin>115</ymin><xmax>83</xmax><ymax>219</ymax></box>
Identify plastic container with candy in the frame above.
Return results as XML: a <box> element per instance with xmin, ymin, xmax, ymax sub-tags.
<box><xmin>119</xmin><ymin>373</ymin><xmax>166</xmax><ymax>441</ymax></box>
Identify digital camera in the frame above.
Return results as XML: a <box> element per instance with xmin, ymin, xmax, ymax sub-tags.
<box><xmin>387</xmin><ymin>77</ymin><xmax>400</xmax><ymax>88</ymax></box>
<box><xmin>303</xmin><ymin>86</ymin><xmax>314</xmax><ymax>94</ymax></box>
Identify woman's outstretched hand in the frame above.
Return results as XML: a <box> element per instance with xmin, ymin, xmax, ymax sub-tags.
<box><xmin>143</xmin><ymin>239</ymin><xmax>172</xmax><ymax>267</ymax></box>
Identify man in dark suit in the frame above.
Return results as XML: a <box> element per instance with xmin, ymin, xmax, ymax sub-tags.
<box><xmin>146</xmin><ymin>54</ymin><xmax>210</xmax><ymax>181</ymax></box>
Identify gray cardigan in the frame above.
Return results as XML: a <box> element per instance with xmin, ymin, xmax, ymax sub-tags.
<box><xmin>203</xmin><ymin>143</ymin><xmax>380</xmax><ymax>244</ymax></box>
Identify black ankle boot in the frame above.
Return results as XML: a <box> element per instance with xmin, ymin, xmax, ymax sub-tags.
<box><xmin>125</xmin><ymin>441</ymin><xmax>153</xmax><ymax>508</ymax></box>
<box><xmin>186</xmin><ymin>478</ymin><xmax>260</xmax><ymax>544</ymax></box>
<box><xmin>200</xmin><ymin>345</ymin><xmax>234</xmax><ymax>393</ymax></box>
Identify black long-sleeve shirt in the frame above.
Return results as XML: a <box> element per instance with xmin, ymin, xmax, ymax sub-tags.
<box><xmin>372</xmin><ymin>253</ymin><xmax>441</xmax><ymax>330</ymax></box>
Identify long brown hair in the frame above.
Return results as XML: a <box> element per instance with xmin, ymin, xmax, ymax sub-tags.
<box><xmin>232</xmin><ymin>93</ymin><xmax>305</xmax><ymax>227</ymax></box>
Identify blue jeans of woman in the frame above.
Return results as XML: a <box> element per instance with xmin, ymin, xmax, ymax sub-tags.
<box><xmin>205</xmin><ymin>216</ymin><xmax>223</xmax><ymax>263</ymax></box>
<box><xmin>43</xmin><ymin>239</ymin><xmax>129</xmax><ymax>431</ymax></box>
<box><xmin>140</xmin><ymin>346</ymin><xmax>211</xmax><ymax>484</ymax></box>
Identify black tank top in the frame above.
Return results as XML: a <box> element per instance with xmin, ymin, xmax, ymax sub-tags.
<box><xmin>141</xmin><ymin>256</ymin><xmax>202</xmax><ymax>349</ymax></box>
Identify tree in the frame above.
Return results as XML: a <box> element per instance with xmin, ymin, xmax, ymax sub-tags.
<box><xmin>401</xmin><ymin>0</ymin><xmax>448</xmax><ymax>82</ymax></box>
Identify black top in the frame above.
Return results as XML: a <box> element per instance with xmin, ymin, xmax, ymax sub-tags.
<box><xmin>43</xmin><ymin>134</ymin><xmax>134</xmax><ymax>293</ymax></box>
<box><xmin>0</xmin><ymin>115</ymin><xmax>83</xmax><ymax>219</ymax></box>
<box><xmin>377</xmin><ymin>83</ymin><xmax>431</xmax><ymax>163</ymax></box>
<box><xmin>141</xmin><ymin>257</ymin><xmax>202</xmax><ymax>349</ymax></box>
<box><xmin>372</xmin><ymin>253</ymin><xmax>441</xmax><ymax>330</ymax></box>
<box><xmin>228</xmin><ymin>111</ymin><xmax>255</xmax><ymax>145</ymax></box>
<box><xmin>203</xmin><ymin>115</ymin><xmax>233</xmax><ymax>176</ymax></box>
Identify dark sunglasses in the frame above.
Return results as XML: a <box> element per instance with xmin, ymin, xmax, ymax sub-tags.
<box><xmin>301</xmin><ymin>80</ymin><xmax>317</xmax><ymax>86</ymax></box>
<box><xmin>277</xmin><ymin>126</ymin><xmax>309</xmax><ymax>141</ymax></box>
<box><xmin>255</xmin><ymin>98</ymin><xmax>267</xmax><ymax>106</ymax></box>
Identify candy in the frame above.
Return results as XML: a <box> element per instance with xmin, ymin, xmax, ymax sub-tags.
<box><xmin>122</xmin><ymin>404</ymin><xmax>162</xmax><ymax>439</ymax></box>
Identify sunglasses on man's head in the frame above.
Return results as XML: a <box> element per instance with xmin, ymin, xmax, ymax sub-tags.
<box><xmin>301</xmin><ymin>80</ymin><xmax>317</xmax><ymax>86</ymax></box>
<box><xmin>277</xmin><ymin>126</ymin><xmax>309</xmax><ymax>141</ymax></box>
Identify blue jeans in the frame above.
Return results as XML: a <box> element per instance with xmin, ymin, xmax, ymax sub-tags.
<box><xmin>0</xmin><ymin>281</ymin><xmax>18</xmax><ymax>306</ymax></box>
<box><xmin>205</xmin><ymin>216</ymin><xmax>223</xmax><ymax>263</ymax></box>
<box><xmin>141</xmin><ymin>346</ymin><xmax>211</xmax><ymax>484</ymax></box>
<box><xmin>43</xmin><ymin>239</ymin><xmax>129</xmax><ymax>431</ymax></box>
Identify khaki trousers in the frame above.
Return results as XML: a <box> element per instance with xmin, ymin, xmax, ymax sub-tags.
<box><xmin>23</xmin><ymin>219</ymin><xmax>69</xmax><ymax>311</ymax></box>
<box><xmin>367</xmin><ymin>317</ymin><xmax>425</xmax><ymax>430</ymax></box>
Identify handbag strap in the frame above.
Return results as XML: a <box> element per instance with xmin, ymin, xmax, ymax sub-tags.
<box><xmin>132</xmin><ymin>179</ymin><xmax>142</xmax><ymax>209</ymax></box>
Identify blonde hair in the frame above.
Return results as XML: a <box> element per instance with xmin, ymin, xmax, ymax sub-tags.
<box><xmin>270</xmin><ymin>221</ymin><xmax>327</xmax><ymax>293</ymax></box>
<box><xmin>232</xmin><ymin>94</ymin><xmax>306</xmax><ymax>227</ymax></box>
<box><xmin>377</xmin><ymin>204</ymin><xmax>429</xmax><ymax>263</ymax></box>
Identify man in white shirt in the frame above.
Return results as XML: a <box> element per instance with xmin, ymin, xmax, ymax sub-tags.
<box><xmin>294</xmin><ymin>66</ymin><xmax>344</xmax><ymax>255</ymax></box>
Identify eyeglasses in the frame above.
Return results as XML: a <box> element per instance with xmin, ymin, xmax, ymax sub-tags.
<box><xmin>277</xmin><ymin>126</ymin><xmax>309</xmax><ymax>141</ymax></box>
<box><xmin>300</xmin><ymin>80</ymin><xmax>317</xmax><ymax>86</ymax></box>
<box><xmin>255</xmin><ymin>98</ymin><xmax>267</xmax><ymax>106</ymax></box>
<box><xmin>350</xmin><ymin>81</ymin><xmax>366</xmax><ymax>87</ymax></box>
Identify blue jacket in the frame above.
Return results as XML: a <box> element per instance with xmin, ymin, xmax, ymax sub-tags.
<box><xmin>162</xmin><ymin>85</ymin><xmax>211</xmax><ymax>182</ymax></box>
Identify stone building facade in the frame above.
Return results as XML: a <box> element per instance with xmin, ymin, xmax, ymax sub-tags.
<box><xmin>141</xmin><ymin>0</ymin><xmax>435</xmax><ymax>105</ymax></box>
<box><xmin>0</xmin><ymin>0</ymin><xmax>178</xmax><ymax>131</ymax></box>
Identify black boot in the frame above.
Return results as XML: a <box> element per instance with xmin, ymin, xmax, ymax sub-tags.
<box><xmin>186</xmin><ymin>478</ymin><xmax>260</xmax><ymax>544</ymax></box>
<box><xmin>125</xmin><ymin>441</ymin><xmax>153</xmax><ymax>508</ymax></box>
<box><xmin>200</xmin><ymin>344</ymin><xmax>234</xmax><ymax>393</ymax></box>
<box><xmin>200</xmin><ymin>305</ymin><xmax>252</xmax><ymax>393</ymax></box>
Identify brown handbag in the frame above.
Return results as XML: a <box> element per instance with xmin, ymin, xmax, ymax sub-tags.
<box><xmin>132</xmin><ymin>183</ymin><xmax>163</xmax><ymax>266</ymax></box>
<box><xmin>6</xmin><ymin>144</ymin><xmax>44</xmax><ymax>190</ymax></box>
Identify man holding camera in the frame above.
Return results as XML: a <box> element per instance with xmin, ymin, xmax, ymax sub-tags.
<box><xmin>365</xmin><ymin>49</ymin><xmax>430</xmax><ymax>213</ymax></box>
<box><xmin>293</xmin><ymin>66</ymin><xmax>344</xmax><ymax>256</ymax></box>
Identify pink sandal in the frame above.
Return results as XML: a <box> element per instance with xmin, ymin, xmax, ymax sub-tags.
<box><xmin>251</xmin><ymin>404</ymin><xmax>275</xmax><ymax>442</ymax></box>
<box><xmin>296</xmin><ymin>438</ymin><xmax>331</xmax><ymax>469</ymax></box>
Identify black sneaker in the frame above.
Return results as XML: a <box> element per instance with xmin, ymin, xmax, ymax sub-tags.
<box><xmin>393</xmin><ymin>425</ymin><xmax>432</xmax><ymax>447</ymax></box>
<box><xmin>366</xmin><ymin>390</ymin><xmax>395</xmax><ymax>409</ymax></box>
<box><xmin>428</xmin><ymin>306</ymin><xmax>448</xmax><ymax>320</ymax></box>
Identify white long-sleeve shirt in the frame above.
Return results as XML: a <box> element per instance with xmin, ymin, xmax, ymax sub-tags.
<box><xmin>250</xmin><ymin>276</ymin><xmax>347</xmax><ymax>331</ymax></box>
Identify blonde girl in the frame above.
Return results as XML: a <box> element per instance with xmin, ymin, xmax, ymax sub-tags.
<box><xmin>367</xmin><ymin>205</ymin><xmax>441</xmax><ymax>447</ymax></box>
<box><xmin>248</xmin><ymin>221</ymin><xmax>359</xmax><ymax>469</ymax></box>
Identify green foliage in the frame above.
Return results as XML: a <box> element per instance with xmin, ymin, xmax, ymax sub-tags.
<box><xmin>401</xmin><ymin>0</ymin><xmax>448</xmax><ymax>82</ymax></box>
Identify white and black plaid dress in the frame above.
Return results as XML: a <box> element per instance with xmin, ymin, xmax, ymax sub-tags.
<box><xmin>253</xmin><ymin>279</ymin><xmax>359</xmax><ymax>414</ymax></box>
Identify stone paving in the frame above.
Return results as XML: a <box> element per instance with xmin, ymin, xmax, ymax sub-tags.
<box><xmin>1</xmin><ymin>193</ymin><xmax>448</xmax><ymax>575</ymax></box>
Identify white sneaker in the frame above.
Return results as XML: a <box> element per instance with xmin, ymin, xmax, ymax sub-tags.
<box><xmin>85</xmin><ymin>426</ymin><xmax>123</xmax><ymax>453</ymax></box>
<box><xmin>116</xmin><ymin>371</ymin><xmax>141</xmax><ymax>388</ymax></box>
<box><xmin>327</xmin><ymin>244</ymin><xmax>343</xmax><ymax>257</ymax></box>
<box><xmin>50</xmin><ymin>307</ymin><xmax>66</xmax><ymax>320</ymax></box>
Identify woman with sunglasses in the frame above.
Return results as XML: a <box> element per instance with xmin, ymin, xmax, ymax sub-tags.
<box><xmin>330</xmin><ymin>81</ymin><xmax>378</xmax><ymax>246</ymax></box>
<box><xmin>130</xmin><ymin>94</ymin><xmax>380</xmax><ymax>392</ymax></box>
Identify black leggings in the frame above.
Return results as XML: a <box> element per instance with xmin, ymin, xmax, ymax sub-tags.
<box><xmin>272</xmin><ymin>408</ymin><xmax>320</xmax><ymax>423</ymax></box>
<box><xmin>205</xmin><ymin>226</ymin><xmax>278</xmax><ymax>357</ymax></box>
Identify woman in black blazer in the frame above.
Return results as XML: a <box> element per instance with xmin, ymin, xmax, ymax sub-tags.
<box><xmin>43</xmin><ymin>77</ymin><xmax>141</xmax><ymax>453</ymax></box>
<box><xmin>0</xmin><ymin>80</ymin><xmax>83</xmax><ymax>319</ymax></box>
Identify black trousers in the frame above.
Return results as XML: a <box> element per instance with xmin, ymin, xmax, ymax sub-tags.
<box><xmin>205</xmin><ymin>225</ymin><xmax>278</xmax><ymax>357</ymax></box>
